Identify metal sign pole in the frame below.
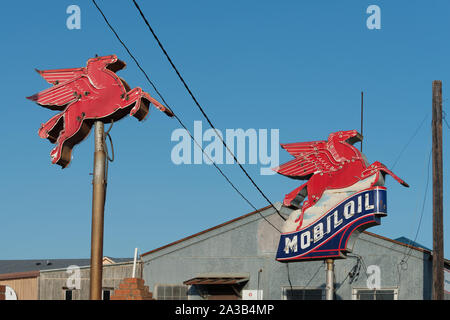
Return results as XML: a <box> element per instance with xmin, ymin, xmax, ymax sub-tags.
<box><xmin>27</xmin><ymin>55</ymin><xmax>174</xmax><ymax>300</ymax></box>
<box><xmin>132</xmin><ymin>248</ymin><xmax>138</xmax><ymax>278</ymax></box>
<box><xmin>325</xmin><ymin>259</ymin><xmax>334</xmax><ymax>300</ymax></box>
<box><xmin>89</xmin><ymin>121</ymin><xmax>107</xmax><ymax>300</ymax></box>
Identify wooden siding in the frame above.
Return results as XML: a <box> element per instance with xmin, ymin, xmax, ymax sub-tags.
<box><xmin>0</xmin><ymin>277</ymin><xmax>38</xmax><ymax>300</ymax></box>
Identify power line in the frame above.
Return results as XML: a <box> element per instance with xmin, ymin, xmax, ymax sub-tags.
<box><xmin>387</xmin><ymin>110</ymin><xmax>433</xmax><ymax>278</ymax></box>
<box><xmin>391</xmin><ymin>113</ymin><xmax>429</xmax><ymax>170</ymax></box>
<box><xmin>91</xmin><ymin>0</ymin><xmax>284</xmax><ymax>232</ymax></box>
<box><xmin>130</xmin><ymin>0</ymin><xmax>286</xmax><ymax>221</ymax></box>
<box><xmin>286</xmin><ymin>263</ymin><xmax>293</xmax><ymax>292</ymax></box>
<box><xmin>396</xmin><ymin>148</ymin><xmax>432</xmax><ymax>293</ymax></box>
<box><xmin>402</xmin><ymin>148</ymin><xmax>432</xmax><ymax>264</ymax></box>
<box><xmin>389</xmin><ymin>112</ymin><xmax>431</xmax><ymax>294</ymax></box>
<box><xmin>284</xmin><ymin>262</ymin><xmax>323</xmax><ymax>299</ymax></box>
<box><xmin>443</xmin><ymin>110</ymin><xmax>450</xmax><ymax>129</ymax></box>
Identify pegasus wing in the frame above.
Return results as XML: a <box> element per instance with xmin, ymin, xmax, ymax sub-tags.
<box><xmin>35</xmin><ymin>68</ymin><xmax>85</xmax><ymax>85</ymax></box>
<box><xmin>274</xmin><ymin>148</ymin><xmax>338</xmax><ymax>179</ymax></box>
<box><xmin>27</xmin><ymin>76</ymin><xmax>91</xmax><ymax>111</ymax></box>
<box><xmin>280</xmin><ymin>140</ymin><xmax>326</xmax><ymax>157</ymax></box>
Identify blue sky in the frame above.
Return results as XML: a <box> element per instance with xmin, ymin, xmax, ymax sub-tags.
<box><xmin>0</xmin><ymin>0</ymin><xmax>448</xmax><ymax>260</ymax></box>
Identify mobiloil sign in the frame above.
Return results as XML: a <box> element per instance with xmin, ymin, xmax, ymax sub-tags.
<box><xmin>273</xmin><ymin>130</ymin><xmax>409</xmax><ymax>261</ymax></box>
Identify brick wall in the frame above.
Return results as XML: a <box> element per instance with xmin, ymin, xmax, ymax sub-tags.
<box><xmin>110</xmin><ymin>278</ymin><xmax>153</xmax><ymax>300</ymax></box>
<box><xmin>0</xmin><ymin>285</ymin><xmax>5</xmax><ymax>300</ymax></box>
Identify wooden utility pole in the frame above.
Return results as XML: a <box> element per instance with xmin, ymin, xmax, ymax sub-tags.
<box><xmin>89</xmin><ymin>121</ymin><xmax>107</xmax><ymax>300</ymax></box>
<box><xmin>432</xmin><ymin>80</ymin><xmax>444</xmax><ymax>300</ymax></box>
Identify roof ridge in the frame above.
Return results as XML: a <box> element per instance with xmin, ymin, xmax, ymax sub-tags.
<box><xmin>141</xmin><ymin>204</ymin><xmax>275</xmax><ymax>257</ymax></box>
<box><xmin>141</xmin><ymin>205</ymin><xmax>449</xmax><ymax>263</ymax></box>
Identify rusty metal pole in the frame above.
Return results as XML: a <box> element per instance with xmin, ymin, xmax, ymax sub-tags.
<box><xmin>89</xmin><ymin>121</ymin><xmax>107</xmax><ymax>300</ymax></box>
<box><xmin>325</xmin><ymin>259</ymin><xmax>334</xmax><ymax>300</ymax></box>
<box><xmin>432</xmin><ymin>80</ymin><xmax>444</xmax><ymax>300</ymax></box>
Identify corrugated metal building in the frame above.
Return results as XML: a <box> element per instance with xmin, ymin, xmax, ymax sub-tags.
<box><xmin>39</xmin><ymin>259</ymin><xmax>136</xmax><ymax>300</ymax></box>
<box><xmin>141</xmin><ymin>203</ymin><xmax>450</xmax><ymax>300</ymax></box>
<box><xmin>0</xmin><ymin>259</ymin><xmax>92</xmax><ymax>300</ymax></box>
<box><xmin>0</xmin><ymin>257</ymin><xmax>132</xmax><ymax>300</ymax></box>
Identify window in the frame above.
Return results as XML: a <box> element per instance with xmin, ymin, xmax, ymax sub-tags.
<box><xmin>203</xmin><ymin>284</ymin><xmax>241</xmax><ymax>300</ymax></box>
<box><xmin>103</xmin><ymin>290</ymin><xmax>111</xmax><ymax>300</ymax></box>
<box><xmin>352</xmin><ymin>288</ymin><xmax>398</xmax><ymax>300</ymax></box>
<box><xmin>155</xmin><ymin>284</ymin><xmax>188</xmax><ymax>300</ymax></box>
<box><xmin>102</xmin><ymin>288</ymin><xmax>113</xmax><ymax>300</ymax></box>
<box><xmin>65</xmin><ymin>290</ymin><xmax>73</xmax><ymax>300</ymax></box>
<box><xmin>282</xmin><ymin>287</ymin><xmax>324</xmax><ymax>300</ymax></box>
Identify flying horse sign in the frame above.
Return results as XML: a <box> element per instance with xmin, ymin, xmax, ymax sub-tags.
<box><xmin>27</xmin><ymin>54</ymin><xmax>173</xmax><ymax>300</ymax></box>
<box><xmin>27</xmin><ymin>54</ymin><xmax>173</xmax><ymax>167</ymax></box>
<box><xmin>273</xmin><ymin>130</ymin><xmax>409</xmax><ymax>261</ymax></box>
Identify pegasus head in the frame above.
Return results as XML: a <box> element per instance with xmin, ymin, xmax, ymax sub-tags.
<box><xmin>329</xmin><ymin>130</ymin><xmax>363</xmax><ymax>146</ymax></box>
<box><xmin>87</xmin><ymin>54</ymin><xmax>126</xmax><ymax>73</ymax></box>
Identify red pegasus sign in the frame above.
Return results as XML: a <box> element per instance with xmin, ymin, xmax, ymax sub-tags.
<box><xmin>27</xmin><ymin>55</ymin><xmax>173</xmax><ymax>168</ymax></box>
<box><xmin>273</xmin><ymin>130</ymin><xmax>409</xmax><ymax>231</ymax></box>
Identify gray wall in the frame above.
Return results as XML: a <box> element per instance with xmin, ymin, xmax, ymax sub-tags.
<box><xmin>39</xmin><ymin>262</ymin><xmax>136</xmax><ymax>300</ymax></box>
<box><xmin>142</xmin><ymin>206</ymin><xmax>448</xmax><ymax>300</ymax></box>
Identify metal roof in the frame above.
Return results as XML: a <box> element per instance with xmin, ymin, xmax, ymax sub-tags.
<box><xmin>0</xmin><ymin>271</ymin><xmax>40</xmax><ymax>281</ymax></box>
<box><xmin>141</xmin><ymin>204</ymin><xmax>276</xmax><ymax>257</ymax></box>
<box><xmin>184</xmin><ymin>274</ymin><xmax>249</xmax><ymax>285</ymax></box>
<box><xmin>141</xmin><ymin>204</ymin><xmax>448</xmax><ymax>262</ymax></box>
<box><xmin>394</xmin><ymin>236</ymin><xmax>431</xmax><ymax>251</ymax></box>
<box><xmin>0</xmin><ymin>257</ymin><xmax>132</xmax><ymax>275</ymax></box>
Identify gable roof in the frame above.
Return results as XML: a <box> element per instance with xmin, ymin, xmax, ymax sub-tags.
<box><xmin>0</xmin><ymin>259</ymin><xmax>91</xmax><ymax>275</ymax></box>
<box><xmin>141</xmin><ymin>204</ymin><xmax>274</xmax><ymax>257</ymax></box>
<box><xmin>394</xmin><ymin>236</ymin><xmax>431</xmax><ymax>251</ymax></box>
<box><xmin>141</xmin><ymin>204</ymin><xmax>448</xmax><ymax>264</ymax></box>
<box><xmin>0</xmin><ymin>257</ymin><xmax>132</xmax><ymax>276</ymax></box>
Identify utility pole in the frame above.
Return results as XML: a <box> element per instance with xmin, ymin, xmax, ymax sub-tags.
<box><xmin>89</xmin><ymin>121</ymin><xmax>107</xmax><ymax>300</ymax></box>
<box><xmin>432</xmin><ymin>80</ymin><xmax>444</xmax><ymax>300</ymax></box>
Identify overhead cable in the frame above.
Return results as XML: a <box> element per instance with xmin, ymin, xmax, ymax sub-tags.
<box><xmin>91</xmin><ymin>0</ymin><xmax>284</xmax><ymax>232</ymax></box>
<box><xmin>130</xmin><ymin>0</ymin><xmax>286</xmax><ymax>221</ymax></box>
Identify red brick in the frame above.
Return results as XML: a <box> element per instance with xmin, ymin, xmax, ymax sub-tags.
<box><xmin>129</xmin><ymin>289</ymin><xmax>142</xmax><ymax>295</ymax></box>
<box><xmin>118</xmin><ymin>283</ymin><xmax>130</xmax><ymax>289</ymax></box>
<box><xmin>119</xmin><ymin>282</ymin><xmax>141</xmax><ymax>290</ymax></box>
<box><xmin>123</xmin><ymin>278</ymin><xmax>144</xmax><ymax>285</ymax></box>
<box><xmin>113</xmin><ymin>289</ymin><xmax>131</xmax><ymax>296</ymax></box>
<box><xmin>111</xmin><ymin>278</ymin><xmax>154</xmax><ymax>301</ymax></box>
<box><xmin>0</xmin><ymin>286</ymin><xmax>5</xmax><ymax>301</ymax></box>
